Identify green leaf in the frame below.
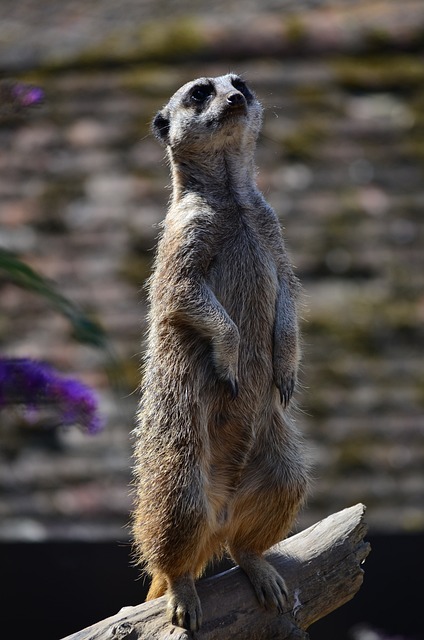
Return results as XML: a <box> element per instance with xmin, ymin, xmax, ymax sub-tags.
<box><xmin>0</xmin><ymin>248</ymin><xmax>109</xmax><ymax>351</ymax></box>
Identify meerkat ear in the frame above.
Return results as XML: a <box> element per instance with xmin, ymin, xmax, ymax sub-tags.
<box><xmin>152</xmin><ymin>110</ymin><xmax>170</xmax><ymax>144</ymax></box>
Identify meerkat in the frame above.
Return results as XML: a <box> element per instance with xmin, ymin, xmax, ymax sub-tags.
<box><xmin>132</xmin><ymin>73</ymin><xmax>309</xmax><ymax>632</ymax></box>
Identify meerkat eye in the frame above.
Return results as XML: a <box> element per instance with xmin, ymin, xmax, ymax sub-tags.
<box><xmin>231</xmin><ymin>78</ymin><xmax>253</xmax><ymax>101</ymax></box>
<box><xmin>190</xmin><ymin>85</ymin><xmax>213</xmax><ymax>104</ymax></box>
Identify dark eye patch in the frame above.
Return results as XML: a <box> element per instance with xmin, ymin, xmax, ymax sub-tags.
<box><xmin>231</xmin><ymin>77</ymin><xmax>253</xmax><ymax>101</ymax></box>
<box><xmin>190</xmin><ymin>84</ymin><xmax>214</xmax><ymax>104</ymax></box>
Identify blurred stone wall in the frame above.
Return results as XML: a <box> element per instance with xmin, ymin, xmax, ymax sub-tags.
<box><xmin>1</xmin><ymin>0</ymin><xmax>423</xmax><ymax>540</ymax></box>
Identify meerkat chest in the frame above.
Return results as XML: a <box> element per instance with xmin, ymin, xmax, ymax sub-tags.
<box><xmin>207</xmin><ymin>213</ymin><xmax>279</xmax><ymax>322</ymax></box>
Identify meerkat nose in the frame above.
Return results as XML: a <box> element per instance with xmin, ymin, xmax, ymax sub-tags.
<box><xmin>226</xmin><ymin>91</ymin><xmax>245</xmax><ymax>107</ymax></box>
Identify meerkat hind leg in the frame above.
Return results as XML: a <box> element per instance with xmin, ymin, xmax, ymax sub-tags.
<box><xmin>166</xmin><ymin>573</ymin><xmax>202</xmax><ymax>632</ymax></box>
<box><xmin>231</xmin><ymin>548</ymin><xmax>288</xmax><ymax>614</ymax></box>
<box><xmin>145</xmin><ymin>572</ymin><xmax>167</xmax><ymax>600</ymax></box>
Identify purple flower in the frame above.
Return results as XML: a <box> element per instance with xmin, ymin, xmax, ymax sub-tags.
<box><xmin>0</xmin><ymin>358</ymin><xmax>104</xmax><ymax>434</ymax></box>
<box><xmin>11</xmin><ymin>83</ymin><xmax>44</xmax><ymax>107</ymax></box>
<box><xmin>0</xmin><ymin>80</ymin><xmax>44</xmax><ymax>116</ymax></box>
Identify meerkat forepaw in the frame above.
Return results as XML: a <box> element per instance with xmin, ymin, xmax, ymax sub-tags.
<box><xmin>277</xmin><ymin>372</ymin><xmax>296</xmax><ymax>408</ymax></box>
<box><xmin>211</xmin><ymin>325</ymin><xmax>240</xmax><ymax>396</ymax></box>
<box><xmin>226</xmin><ymin>376</ymin><xmax>239</xmax><ymax>399</ymax></box>
<box><xmin>214</xmin><ymin>361</ymin><xmax>239</xmax><ymax>399</ymax></box>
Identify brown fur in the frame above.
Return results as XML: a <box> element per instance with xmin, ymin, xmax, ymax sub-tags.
<box><xmin>132</xmin><ymin>74</ymin><xmax>309</xmax><ymax>631</ymax></box>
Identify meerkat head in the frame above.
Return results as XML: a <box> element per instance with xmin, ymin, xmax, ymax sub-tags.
<box><xmin>152</xmin><ymin>74</ymin><xmax>263</xmax><ymax>157</ymax></box>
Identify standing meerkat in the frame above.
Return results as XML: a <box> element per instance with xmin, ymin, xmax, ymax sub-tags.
<box><xmin>132</xmin><ymin>73</ymin><xmax>309</xmax><ymax>632</ymax></box>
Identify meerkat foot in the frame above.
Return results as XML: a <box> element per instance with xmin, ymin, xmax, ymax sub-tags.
<box><xmin>234</xmin><ymin>551</ymin><xmax>288</xmax><ymax>614</ymax></box>
<box><xmin>167</xmin><ymin>574</ymin><xmax>202</xmax><ymax>632</ymax></box>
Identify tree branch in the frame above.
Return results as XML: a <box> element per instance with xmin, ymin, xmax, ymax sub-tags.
<box><xmin>62</xmin><ymin>504</ymin><xmax>370</xmax><ymax>640</ymax></box>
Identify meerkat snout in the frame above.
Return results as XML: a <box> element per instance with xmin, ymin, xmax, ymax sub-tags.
<box><xmin>226</xmin><ymin>91</ymin><xmax>246</xmax><ymax>106</ymax></box>
<box><xmin>225</xmin><ymin>90</ymin><xmax>248</xmax><ymax>117</ymax></box>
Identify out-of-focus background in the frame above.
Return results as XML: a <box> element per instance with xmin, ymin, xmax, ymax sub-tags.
<box><xmin>1</xmin><ymin>1</ymin><xmax>423</xmax><ymax>639</ymax></box>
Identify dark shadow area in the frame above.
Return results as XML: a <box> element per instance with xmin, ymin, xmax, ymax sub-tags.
<box><xmin>2</xmin><ymin>533</ymin><xmax>422</xmax><ymax>639</ymax></box>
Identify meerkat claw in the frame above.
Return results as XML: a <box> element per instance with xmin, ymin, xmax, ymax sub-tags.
<box><xmin>167</xmin><ymin>576</ymin><xmax>202</xmax><ymax>632</ymax></box>
<box><xmin>279</xmin><ymin>376</ymin><xmax>295</xmax><ymax>407</ymax></box>
<box><xmin>169</xmin><ymin>600</ymin><xmax>202</xmax><ymax>632</ymax></box>
<box><xmin>228</xmin><ymin>377</ymin><xmax>239</xmax><ymax>399</ymax></box>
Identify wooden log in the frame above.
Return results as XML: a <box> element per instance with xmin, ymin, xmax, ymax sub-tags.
<box><xmin>62</xmin><ymin>504</ymin><xmax>370</xmax><ymax>640</ymax></box>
